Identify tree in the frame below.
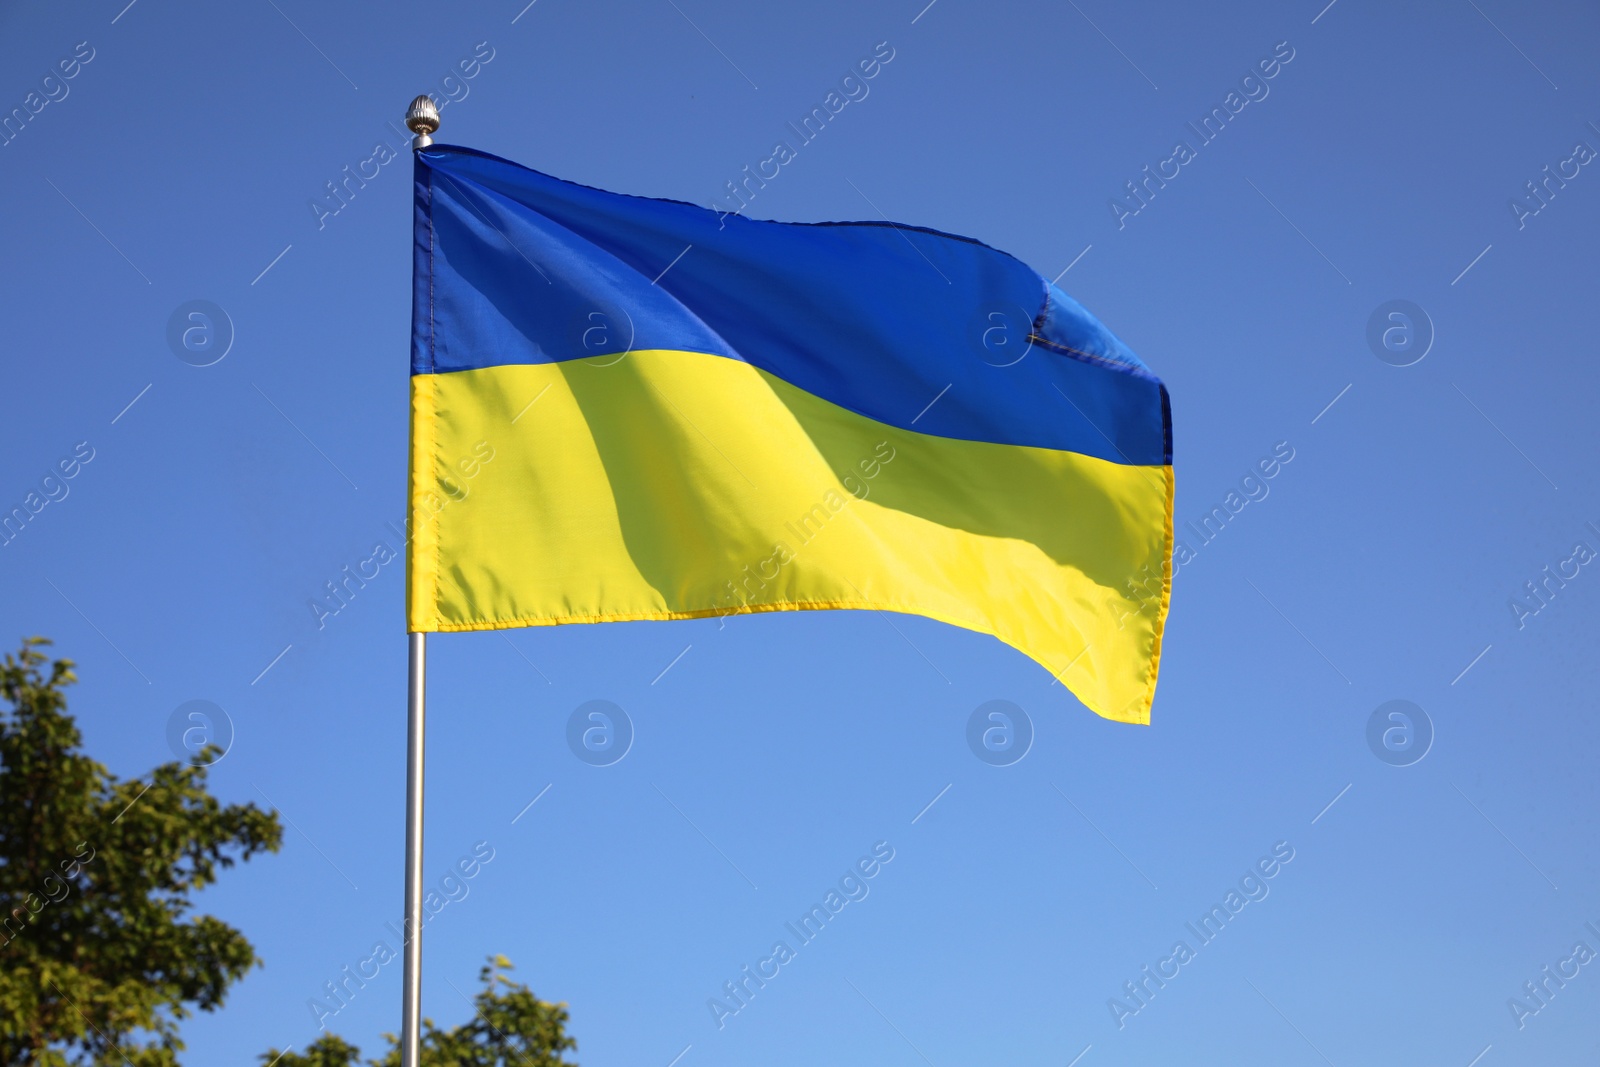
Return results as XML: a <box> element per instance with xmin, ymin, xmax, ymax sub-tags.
<box><xmin>263</xmin><ymin>956</ymin><xmax>577</xmax><ymax>1067</ymax></box>
<box><xmin>0</xmin><ymin>638</ymin><xmax>282</xmax><ymax>1065</ymax></box>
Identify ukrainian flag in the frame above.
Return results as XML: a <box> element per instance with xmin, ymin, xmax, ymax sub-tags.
<box><xmin>408</xmin><ymin>147</ymin><xmax>1173</xmax><ymax>724</ymax></box>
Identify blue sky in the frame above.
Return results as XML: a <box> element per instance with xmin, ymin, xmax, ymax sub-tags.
<box><xmin>3</xmin><ymin>0</ymin><xmax>1599</xmax><ymax>1064</ymax></box>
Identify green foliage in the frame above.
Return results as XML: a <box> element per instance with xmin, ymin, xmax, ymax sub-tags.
<box><xmin>263</xmin><ymin>957</ymin><xmax>577</xmax><ymax>1067</ymax></box>
<box><xmin>0</xmin><ymin>638</ymin><xmax>283</xmax><ymax>1066</ymax></box>
<box><xmin>262</xmin><ymin>1034</ymin><xmax>363</xmax><ymax>1067</ymax></box>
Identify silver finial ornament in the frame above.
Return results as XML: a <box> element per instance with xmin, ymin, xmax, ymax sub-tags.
<box><xmin>406</xmin><ymin>95</ymin><xmax>440</xmax><ymax>150</ymax></box>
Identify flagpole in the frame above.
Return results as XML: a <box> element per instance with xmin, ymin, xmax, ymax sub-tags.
<box><xmin>400</xmin><ymin>631</ymin><xmax>427</xmax><ymax>1066</ymax></box>
<box><xmin>400</xmin><ymin>94</ymin><xmax>440</xmax><ymax>1067</ymax></box>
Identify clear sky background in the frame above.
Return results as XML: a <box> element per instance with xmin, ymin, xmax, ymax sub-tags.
<box><xmin>3</xmin><ymin>0</ymin><xmax>1598</xmax><ymax>1064</ymax></box>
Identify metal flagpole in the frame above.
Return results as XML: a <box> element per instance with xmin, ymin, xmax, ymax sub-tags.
<box><xmin>400</xmin><ymin>631</ymin><xmax>427</xmax><ymax>1066</ymax></box>
<box><xmin>400</xmin><ymin>94</ymin><xmax>440</xmax><ymax>1067</ymax></box>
